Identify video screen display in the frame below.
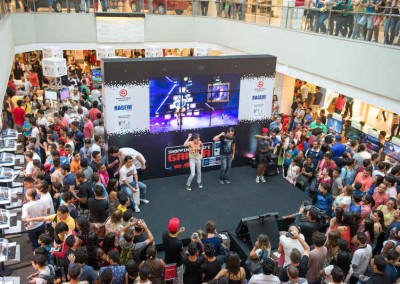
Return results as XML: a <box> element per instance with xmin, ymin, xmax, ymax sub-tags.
<box><xmin>383</xmin><ymin>141</ymin><xmax>400</xmax><ymax>162</ymax></box>
<box><xmin>149</xmin><ymin>75</ymin><xmax>240</xmax><ymax>133</ymax></box>
<box><xmin>92</xmin><ymin>68</ymin><xmax>102</xmax><ymax>83</ymax></box>
<box><xmin>327</xmin><ymin>117</ymin><xmax>343</xmax><ymax>134</ymax></box>
<box><xmin>360</xmin><ymin>134</ymin><xmax>380</xmax><ymax>153</ymax></box>
<box><xmin>44</xmin><ymin>90</ymin><xmax>57</xmax><ymax>101</ymax></box>
<box><xmin>60</xmin><ymin>87</ymin><xmax>70</xmax><ymax>101</ymax></box>
<box><xmin>344</xmin><ymin>126</ymin><xmax>363</xmax><ymax>141</ymax></box>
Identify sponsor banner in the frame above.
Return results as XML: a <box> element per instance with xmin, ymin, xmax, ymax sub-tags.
<box><xmin>165</xmin><ymin>142</ymin><xmax>217</xmax><ymax>171</ymax></box>
<box><xmin>103</xmin><ymin>85</ymin><xmax>149</xmax><ymax>135</ymax></box>
<box><xmin>238</xmin><ymin>77</ymin><xmax>274</xmax><ymax>121</ymax></box>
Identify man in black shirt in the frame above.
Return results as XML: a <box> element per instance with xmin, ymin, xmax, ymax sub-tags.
<box><xmin>366</xmin><ymin>255</ymin><xmax>391</xmax><ymax>284</ymax></box>
<box><xmin>88</xmin><ymin>185</ymin><xmax>109</xmax><ymax>223</ymax></box>
<box><xmin>163</xmin><ymin>217</ymin><xmax>185</xmax><ymax>284</ymax></box>
<box><xmin>294</xmin><ymin>207</ymin><xmax>320</xmax><ymax>246</ymax></box>
<box><xmin>74</xmin><ymin>172</ymin><xmax>93</xmax><ymax>209</ymax></box>
<box><xmin>213</xmin><ymin>127</ymin><xmax>236</xmax><ymax>184</ymax></box>
<box><xmin>200</xmin><ymin>243</ymin><xmax>224</xmax><ymax>282</ymax></box>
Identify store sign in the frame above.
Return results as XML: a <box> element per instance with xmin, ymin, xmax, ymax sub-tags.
<box><xmin>164</xmin><ymin>142</ymin><xmax>219</xmax><ymax>171</ymax></box>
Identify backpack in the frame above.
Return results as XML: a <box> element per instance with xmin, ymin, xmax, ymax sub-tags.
<box><xmin>120</xmin><ymin>244</ymin><xmax>136</xmax><ymax>266</ymax></box>
<box><xmin>37</xmin><ymin>264</ymin><xmax>57</xmax><ymax>284</ymax></box>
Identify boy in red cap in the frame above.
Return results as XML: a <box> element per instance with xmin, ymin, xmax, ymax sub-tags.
<box><xmin>163</xmin><ymin>218</ymin><xmax>185</xmax><ymax>284</ymax></box>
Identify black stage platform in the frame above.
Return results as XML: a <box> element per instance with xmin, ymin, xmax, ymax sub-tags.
<box><xmin>137</xmin><ymin>166</ymin><xmax>308</xmax><ymax>247</ymax></box>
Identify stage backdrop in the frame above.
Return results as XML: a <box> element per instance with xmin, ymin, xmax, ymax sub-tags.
<box><xmin>102</xmin><ymin>55</ymin><xmax>277</xmax><ymax>179</ymax></box>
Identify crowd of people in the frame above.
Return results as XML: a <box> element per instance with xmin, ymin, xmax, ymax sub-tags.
<box><xmin>4</xmin><ymin>59</ymin><xmax>400</xmax><ymax>284</ymax></box>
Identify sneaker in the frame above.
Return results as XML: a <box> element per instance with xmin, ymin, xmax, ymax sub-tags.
<box><xmin>140</xmin><ymin>199</ymin><xmax>150</xmax><ymax>204</ymax></box>
<box><xmin>197</xmin><ymin>183</ymin><xmax>203</xmax><ymax>189</ymax></box>
<box><xmin>218</xmin><ymin>178</ymin><xmax>225</xmax><ymax>185</ymax></box>
<box><xmin>224</xmin><ymin>178</ymin><xmax>231</xmax><ymax>184</ymax></box>
<box><xmin>186</xmin><ymin>185</ymin><xmax>192</xmax><ymax>191</ymax></box>
<box><xmin>134</xmin><ymin>205</ymin><xmax>140</xmax><ymax>213</ymax></box>
<box><xmin>256</xmin><ymin>176</ymin><xmax>260</xmax><ymax>183</ymax></box>
<box><xmin>260</xmin><ymin>176</ymin><xmax>266</xmax><ymax>183</ymax></box>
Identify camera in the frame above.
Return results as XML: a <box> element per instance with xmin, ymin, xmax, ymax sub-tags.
<box><xmin>136</xmin><ymin>219</ymin><xmax>142</xmax><ymax>227</ymax></box>
<box><xmin>286</xmin><ymin>231</ymin><xmax>294</xmax><ymax>238</ymax></box>
<box><xmin>192</xmin><ymin>232</ymin><xmax>198</xmax><ymax>239</ymax></box>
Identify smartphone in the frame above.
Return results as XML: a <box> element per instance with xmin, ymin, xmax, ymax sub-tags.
<box><xmin>192</xmin><ymin>232</ymin><xmax>198</xmax><ymax>239</ymax></box>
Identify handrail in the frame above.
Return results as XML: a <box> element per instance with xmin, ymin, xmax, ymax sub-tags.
<box><xmin>1</xmin><ymin>0</ymin><xmax>400</xmax><ymax>47</ymax></box>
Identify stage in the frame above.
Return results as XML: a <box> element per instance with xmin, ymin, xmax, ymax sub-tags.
<box><xmin>138</xmin><ymin>166</ymin><xmax>308</xmax><ymax>246</ymax></box>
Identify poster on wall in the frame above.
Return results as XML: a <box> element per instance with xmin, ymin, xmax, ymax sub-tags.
<box><xmin>102</xmin><ymin>55</ymin><xmax>276</xmax><ymax>178</ymax></box>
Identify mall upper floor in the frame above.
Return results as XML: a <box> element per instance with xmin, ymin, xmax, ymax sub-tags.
<box><xmin>0</xmin><ymin>5</ymin><xmax>399</xmax><ymax>113</ymax></box>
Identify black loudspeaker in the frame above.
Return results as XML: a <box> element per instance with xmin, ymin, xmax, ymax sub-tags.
<box><xmin>235</xmin><ymin>213</ymin><xmax>280</xmax><ymax>250</ymax></box>
<box><xmin>266</xmin><ymin>162</ymin><xmax>278</xmax><ymax>176</ymax></box>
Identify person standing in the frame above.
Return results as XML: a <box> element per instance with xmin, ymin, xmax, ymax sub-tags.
<box><xmin>12</xmin><ymin>99</ymin><xmax>26</xmax><ymax>132</ymax></box>
<box><xmin>309</xmin><ymin>86</ymin><xmax>323</xmax><ymax>119</ymax></box>
<box><xmin>21</xmin><ymin>189</ymin><xmax>47</xmax><ymax>250</ymax></box>
<box><xmin>255</xmin><ymin>128</ymin><xmax>274</xmax><ymax>183</ymax></box>
<box><xmin>163</xmin><ymin>217</ymin><xmax>185</xmax><ymax>284</ymax></box>
<box><xmin>213</xmin><ymin>127</ymin><xmax>236</xmax><ymax>185</ymax></box>
<box><xmin>184</xmin><ymin>133</ymin><xmax>204</xmax><ymax>191</ymax></box>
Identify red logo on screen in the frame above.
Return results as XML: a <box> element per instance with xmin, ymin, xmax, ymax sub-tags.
<box><xmin>119</xmin><ymin>89</ymin><xmax>128</xmax><ymax>97</ymax></box>
<box><xmin>257</xmin><ymin>81</ymin><xmax>264</xmax><ymax>88</ymax></box>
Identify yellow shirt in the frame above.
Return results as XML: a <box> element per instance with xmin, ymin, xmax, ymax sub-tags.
<box><xmin>117</xmin><ymin>204</ymin><xmax>127</xmax><ymax>213</ymax></box>
<box><xmin>49</xmin><ymin>214</ymin><xmax>76</xmax><ymax>241</ymax></box>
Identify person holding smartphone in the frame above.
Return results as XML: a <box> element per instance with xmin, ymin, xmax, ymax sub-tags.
<box><xmin>184</xmin><ymin>133</ymin><xmax>204</xmax><ymax>191</ymax></box>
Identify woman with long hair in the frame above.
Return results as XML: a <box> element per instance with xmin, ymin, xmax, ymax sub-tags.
<box><xmin>86</xmin><ymin>231</ymin><xmax>106</xmax><ymax>270</ymax></box>
<box><xmin>101</xmin><ymin>232</ymin><xmax>118</xmax><ymax>255</ymax></box>
<box><xmin>105</xmin><ymin>210</ymin><xmax>123</xmax><ymax>236</ymax></box>
<box><xmin>249</xmin><ymin>234</ymin><xmax>271</xmax><ymax>262</ymax></box>
<box><xmin>285</xmin><ymin>157</ymin><xmax>301</xmax><ymax>185</ymax></box>
<box><xmin>324</xmin><ymin>231</ymin><xmax>340</xmax><ymax>267</ymax></box>
<box><xmin>31</xmin><ymin>93</ymin><xmax>42</xmax><ymax>112</ymax></box>
<box><xmin>337</xmin><ymin>212</ymin><xmax>355</xmax><ymax>249</ymax></box>
<box><xmin>38</xmin><ymin>125</ymin><xmax>48</xmax><ymax>164</ymax></box>
<box><xmin>333</xmin><ymin>185</ymin><xmax>354</xmax><ymax>211</ymax></box>
<box><xmin>140</xmin><ymin>245</ymin><xmax>165</xmax><ymax>284</ymax></box>
<box><xmin>76</xmin><ymin>216</ymin><xmax>91</xmax><ymax>246</ymax></box>
<box><xmin>376</xmin><ymin>197</ymin><xmax>397</xmax><ymax>227</ymax></box>
<box><xmin>283</xmin><ymin>140</ymin><xmax>299</xmax><ymax>177</ymax></box>
<box><xmin>214</xmin><ymin>251</ymin><xmax>246</xmax><ymax>283</ymax></box>
<box><xmin>184</xmin><ymin>133</ymin><xmax>204</xmax><ymax>191</ymax></box>
<box><xmin>327</xmin><ymin>207</ymin><xmax>344</xmax><ymax>235</ymax></box>
<box><xmin>318</xmin><ymin>168</ymin><xmax>333</xmax><ymax>189</ymax></box>
<box><xmin>372</xmin><ymin>210</ymin><xmax>385</xmax><ymax>253</ymax></box>
<box><xmin>361</xmin><ymin>194</ymin><xmax>375</xmax><ymax>219</ymax></box>
<box><xmin>254</xmin><ymin>128</ymin><xmax>273</xmax><ymax>183</ymax></box>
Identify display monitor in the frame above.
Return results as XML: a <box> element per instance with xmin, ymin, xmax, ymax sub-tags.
<box><xmin>327</xmin><ymin>117</ymin><xmax>343</xmax><ymax>134</ymax></box>
<box><xmin>344</xmin><ymin>126</ymin><xmax>363</xmax><ymax>141</ymax></box>
<box><xmin>149</xmin><ymin>74</ymin><xmax>240</xmax><ymax>133</ymax></box>
<box><xmin>383</xmin><ymin>141</ymin><xmax>400</xmax><ymax>162</ymax></box>
<box><xmin>44</xmin><ymin>89</ymin><xmax>57</xmax><ymax>101</ymax></box>
<box><xmin>360</xmin><ymin>133</ymin><xmax>381</xmax><ymax>153</ymax></box>
<box><xmin>59</xmin><ymin>87</ymin><xmax>70</xmax><ymax>101</ymax></box>
<box><xmin>92</xmin><ymin>68</ymin><xmax>102</xmax><ymax>83</ymax></box>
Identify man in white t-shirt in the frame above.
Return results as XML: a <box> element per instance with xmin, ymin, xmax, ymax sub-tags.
<box><xmin>24</xmin><ymin>151</ymin><xmax>35</xmax><ymax>177</ymax></box>
<box><xmin>30</xmin><ymin>119</ymin><xmax>40</xmax><ymax>147</ymax></box>
<box><xmin>117</xmin><ymin>147</ymin><xmax>146</xmax><ymax>170</ymax></box>
<box><xmin>21</xmin><ymin>189</ymin><xmax>47</xmax><ymax>250</ymax></box>
<box><xmin>350</xmin><ymin>232</ymin><xmax>372</xmax><ymax>284</ymax></box>
<box><xmin>119</xmin><ymin>155</ymin><xmax>148</xmax><ymax>213</ymax></box>
<box><xmin>353</xmin><ymin>144</ymin><xmax>371</xmax><ymax>169</ymax></box>
<box><xmin>279</xmin><ymin>226</ymin><xmax>306</xmax><ymax>267</ymax></box>
<box><xmin>90</xmin><ymin>86</ymin><xmax>101</xmax><ymax>104</ymax></box>
<box><xmin>249</xmin><ymin>257</ymin><xmax>280</xmax><ymax>284</ymax></box>
<box><xmin>384</xmin><ymin>175</ymin><xmax>397</xmax><ymax>199</ymax></box>
<box><xmin>36</xmin><ymin>109</ymin><xmax>48</xmax><ymax>128</ymax></box>
<box><xmin>38</xmin><ymin>181</ymin><xmax>55</xmax><ymax>215</ymax></box>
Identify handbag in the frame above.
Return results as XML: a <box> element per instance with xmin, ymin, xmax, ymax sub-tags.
<box><xmin>245</xmin><ymin>250</ymin><xmax>264</xmax><ymax>274</ymax></box>
<box><xmin>93</xmin><ymin>216</ymin><xmax>110</xmax><ymax>239</ymax></box>
<box><xmin>296</xmin><ymin>174</ymin><xmax>309</xmax><ymax>188</ymax></box>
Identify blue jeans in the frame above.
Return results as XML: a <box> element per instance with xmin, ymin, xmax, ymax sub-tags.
<box><xmin>316</xmin><ymin>12</ymin><xmax>329</xmax><ymax>33</ymax></box>
<box><xmin>28</xmin><ymin>223</ymin><xmax>45</xmax><ymax>251</ymax></box>
<box><xmin>67</xmin><ymin>0</ymin><xmax>80</xmax><ymax>12</ymax></box>
<box><xmin>219</xmin><ymin>155</ymin><xmax>233</xmax><ymax>180</ymax></box>
<box><xmin>352</xmin><ymin>13</ymin><xmax>362</xmax><ymax>38</ymax></box>
<box><xmin>100</xmin><ymin>0</ymin><xmax>107</xmax><ymax>11</ymax></box>
<box><xmin>121</xmin><ymin>181</ymin><xmax>147</xmax><ymax>207</ymax></box>
<box><xmin>384</xmin><ymin>16</ymin><xmax>399</xmax><ymax>44</ymax></box>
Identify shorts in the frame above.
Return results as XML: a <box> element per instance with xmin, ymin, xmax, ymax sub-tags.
<box><xmin>358</xmin><ymin>14</ymin><xmax>373</xmax><ymax>29</ymax></box>
<box><xmin>258</xmin><ymin>152</ymin><xmax>269</xmax><ymax>164</ymax></box>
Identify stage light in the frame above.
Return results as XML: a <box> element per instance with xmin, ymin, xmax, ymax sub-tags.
<box><xmin>169</xmin><ymin>105</ymin><xmax>175</xmax><ymax>110</ymax></box>
<box><xmin>187</xmin><ymin>111</ymin><xmax>192</xmax><ymax>116</ymax></box>
<box><xmin>173</xmin><ymin>95</ymin><xmax>178</xmax><ymax>101</ymax></box>
<box><xmin>187</xmin><ymin>97</ymin><xmax>193</xmax><ymax>103</ymax></box>
<box><xmin>161</xmin><ymin>122</ymin><xmax>165</xmax><ymax>125</ymax></box>
<box><xmin>194</xmin><ymin>110</ymin><xmax>200</xmax><ymax>116</ymax></box>
<box><xmin>190</xmin><ymin>103</ymin><xmax>196</xmax><ymax>109</ymax></box>
<box><xmin>164</xmin><ymin>114</ymin><xmax>171</xmax><ymax>119</ymax></box>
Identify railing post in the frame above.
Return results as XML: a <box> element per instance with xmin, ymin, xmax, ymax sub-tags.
<box><xmin>285</xmin><ymin>4</ymin><xmax>290</xmax><ymax>28</ymax></box>
<box><xmin>254</xmin><ymin>2</ymin><xmax>258</xmax><ymax>23</ymax></box>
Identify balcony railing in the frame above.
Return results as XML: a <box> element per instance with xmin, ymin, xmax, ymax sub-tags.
<box><xmin>1</xmin><ymin>0</ymin><xmax>400</xmax><ymax>47</ymax></box>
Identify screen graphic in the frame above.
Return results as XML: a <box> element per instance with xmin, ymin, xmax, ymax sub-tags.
<box><xmin>149</xmin><ymin>75</ymin><xmax>240</xmax><ymax>133</ymax></box>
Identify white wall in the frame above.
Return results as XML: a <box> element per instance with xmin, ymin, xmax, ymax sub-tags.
<box><xmin>0</xmin><ymin>13</ymin><xmax>399</xmax><ymax>114</ymax></box>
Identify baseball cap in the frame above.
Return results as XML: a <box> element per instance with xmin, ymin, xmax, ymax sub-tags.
<box><xmin>335</xmin><ymin>135</ymin><xmax>342</xmax><ymax>142</ymax></box>
<box><xmin>262</xmin><ymin>128</ymin><xmax>269</xmax><ymax>134</ymax></box>
<box><xmin>168</xmin><ymin>217</ymin><xmax>180</xmax><ymax>233</ymax></box>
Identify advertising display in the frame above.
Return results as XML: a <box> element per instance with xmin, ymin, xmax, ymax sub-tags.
<box><xmin>102</xmin><ymin>55</ymin><xmax>276</xmax><ymax>178</ymax></box>
<box><xmin>327</xmin><ymin>117</ymin><xmax>343</xmax><ymax>134</ymax></box>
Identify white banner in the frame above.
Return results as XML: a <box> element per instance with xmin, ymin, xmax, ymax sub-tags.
<box><xmin>238</xmin><ymin>77</ymin><xmax>274</xmax><ymax>121</ymax></box>
<box><xmin>104</xmin><ymin>84</ymin><xmax>149</xmax><ymax>135</ymax></box>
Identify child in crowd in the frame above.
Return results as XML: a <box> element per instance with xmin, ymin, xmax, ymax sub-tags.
<box><xmin>98</xmin><ymin>163</ymin><xmax>109</xmax><ymax>187</ymax></box>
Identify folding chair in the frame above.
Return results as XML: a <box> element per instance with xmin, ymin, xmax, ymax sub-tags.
<box><xmin>163</xmin><ymin>263</ymin><xmax>177</xmax><ymax>284</ymax></box>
